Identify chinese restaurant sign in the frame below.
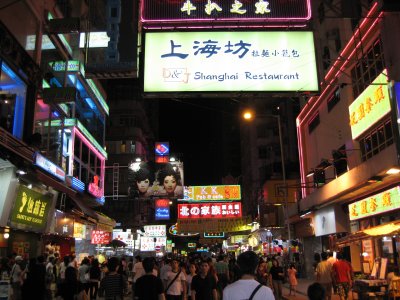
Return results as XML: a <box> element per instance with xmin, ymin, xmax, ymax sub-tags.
<box><xmin>349</xmin><ymin>186</ymin><xmax>400</xmax><ymax>221</ymax></box>
<box><xmin>10</xmin><ymin>185</ymin><xmax>53</xmax><ymax>232</ymax></box>
<box><xmin>141</xmin><ymin>0</ymin><xmax>311</xmax><ymax>26</ymax></box>
<box><xmin>91</xmin><ymin>230</ymin><xmax>111</xmax><ymax>244</ymax></box>
<box><xmin>178</xmin><ymin>202</ymin><xmax>242</xmax><ymax>219</ymax></box>
<box><xmin>183</xmin><ymin>185</ymin><xmax>241</xmax><ymax>201</ymax></box>
<box><xmin>349</xmin><ymin>70</ymin><xmax>391</xmax><ymax>139</ymax></box>
<box><xmin>144</xmin><ymin>31</ymin><xmax>318</xmax><ymax>93</ymax></box>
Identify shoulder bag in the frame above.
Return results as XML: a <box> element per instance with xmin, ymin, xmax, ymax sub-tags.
<box><xmin>165</xmin><ymin>271</ymin><xmax>181</xmax><ymax>294</ymax></box>
<box><xmin>249</xmin><ymin>283</ymin><xmax>263</xmax><ymax>300</ymax></box>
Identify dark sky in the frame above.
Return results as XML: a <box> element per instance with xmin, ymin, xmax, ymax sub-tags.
<box><xmin>158</xmin><ymin>98</ymin><xmax>240</xmax><ymax>186</ymax></box>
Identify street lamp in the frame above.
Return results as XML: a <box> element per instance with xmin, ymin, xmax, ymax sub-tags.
<box><xmin>242</xmin><ymin>109</ymin><xmax>291</xmax><ymax>241</ymax></box>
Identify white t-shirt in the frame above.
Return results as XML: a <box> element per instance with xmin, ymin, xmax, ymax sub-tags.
<box><xmin>163</xmin><ymin>270</ymin><xmax>186</xmax><ymax>296</ymax></box>
<box><xmin>316</xmin><ymin>260</ymin><xmax>333</xmax><ymax>284</ymax></box>
<box><xmin>133</xmin><ymin>262</ymin><xmax>157</xmax><ymax>282</ymax></box>
<box><xmin>223</xmin><ymin>279</ymin><xmax>274</xmax><ymax>300</ymax></box>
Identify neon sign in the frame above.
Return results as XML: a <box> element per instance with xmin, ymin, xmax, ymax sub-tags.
<box><xmin>155</xmin><ymin>142</ymin><xmax>170</xmax><ymax>156</ymax></box>
<box><xmin>178</xmin><ymin>202</ymin><xmax>242</xmax><ymax>219</ymax></box>
<box><xmin>88</xmin><ymin>175</ymin><xmax>104</xmax><ymax>198</ymax></box>
<box><xmin>34</xmin><ymin>152</ymin><xmax>65</xmax><ymax>181</ymax></box>
<box><xmin>183</xmin><ymin>185</ymin><xmax>241</xmax><ymax>201</ymax></box>
<box><xmin>155</xmin><ymin>199</ymin><xmax>170</xmax><ymax>220</ymax></box>
<box><xmin>141</xmin><ymin>0</ymin><xmax>311</xmax><ymax>26</ymax></box>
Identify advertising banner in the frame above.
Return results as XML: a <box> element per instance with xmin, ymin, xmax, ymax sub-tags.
<box><xmin>10</xmin><ymin>185</ymin><xmax>53</xmax><ymax>232</ymax></box>
<box><xmin>144</xmin><ymin>31</ymin><xmax>318</xmax><ymax>93</ymax></box>
<box><xmin>91</xmin><ymin>230</ymin><xmax>111</xmax><ymax>244</ymax></box>
<box><xmin>128</xmin><ymin>161</ymin><xmax>184</xmax><ymax>199</ymax></box>
<box><xmin>141</xmin><ymin>0</ymin><xmax>311</xmax><ymax>25</ymax></box>
<box><xmin>73</xmin><ymin>222</ymin><xmax>86</xmax><ymax>239</ymax></box>
<box><xmin>112</xmin><ymin>230</ymin><xmax>135</xmax><ymax>248</ymax></box>
<box><xmin>54</xmin><ymin>210</ymin><xmax>74</xmax><ymax>236</ymax></box>
<box><xmin>140</xmin><ymin>236</ymin><xmax>166</xmax><ymax>252</ymax></box>
<box><xmin>183</xmin><ymin>185</ymin><xmax>241</xmax><ymax>201</ymax></box>
<box><xmin>177</xmin><ymin>216</ymin><xmax>252</xmax><ymax>232</ymax></box>
<box><xmin>178</xmin><ymin>202</ymin><xmax>242</xmax><ymax>219</ymax></box>
<box><xmin>155</xmin><ymin>199</ymin><xmax>170</xmax><ymax>220</ymax></box>
<box><xmin>144</xmin><ymin>225</ymin><xmax>167</xmax><ymax>237</ymax></box>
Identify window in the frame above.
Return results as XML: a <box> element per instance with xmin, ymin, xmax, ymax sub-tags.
<box><xmin>351</xmin><ymin>39</ymin><xmax>385</xmax><ymax>99</ymax></box>
<box><xmin>327</xmin><ymin>88</ymin><xmax>340</xmax><ymax>112</ymax></box>
<box><xmin>308</xmin><ymin>113</ymin><xmax>320</xmax><ymax>133</ymax></box>
<box><xmin>359</xmin><ymin>119</ymin><xmax>393</xmax><ymax>162</ymax></box>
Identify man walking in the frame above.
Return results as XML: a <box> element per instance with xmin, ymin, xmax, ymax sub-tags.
<box><xmin>191</xmin><ymin>260</ymin><xmax>217</xmax><ymax>300</ymax></box>
<box><xmin>162</xmin><ymin>258</ymin><xmax>186</xmax><ymax>300</ymax></box>
<box><xmin>134</xmin><ymin>257</ymin><xmax>165</xmax><ymax>300</ymax></box>
<box><xmin>316</xmin><ymin>252</ymin><xmax>333</xmax><ymax>300</ymax></box>
<box><xmin>223</xmin><ymin>251</ymin><xmax>275</xmax><ymax>300</ymax></box>
<box><xmin>332</xmin><ymin>253</ymin><xmax>353</xmax><ymax>300</ymax></box>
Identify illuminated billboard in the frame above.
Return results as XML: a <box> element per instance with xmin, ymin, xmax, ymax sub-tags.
<box><xmin>183</xmin><ymin>185</ymin><xmax>241</xmax><ymax>201</ymax></box>
<box><xmin>178</xmin><ymin>202</ymin><xmax>242</xmax><ymax>219</ymax></box>
<box><xmin>128</xmin><ymin>161</ymin><xmax>184</xmax><ymax>199</ymax></box>
<box><xmin>349</xmin><ymin>70</ymin><xmax>391</xmax><ymax>139</ymax></box>
<box><xmin>144</xmin><ymin>31</ymin><xmax>318</xmax><ymax>93</ymax></box>
<box><xmin>141</xmin><ymin>0</ymin><xmax>311</xmax><ymax>27</ymax></box>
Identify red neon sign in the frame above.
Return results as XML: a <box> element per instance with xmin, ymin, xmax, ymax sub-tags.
<box><xmin>91</xmin><ymin>230</ymin><xmax>111</xmax><ymax>244</ymax></box>
<box><xmin>178</xmin><ymin>202</ymin><xmax>242</xmax><ymax>219</ymax></box>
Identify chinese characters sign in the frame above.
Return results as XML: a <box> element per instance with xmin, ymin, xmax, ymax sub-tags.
<box><xmin>140</xmin><ymin>236</ymin><xmax>166</xmax><ymax>252</ymax></box>
<box><xmin>141</xmin><ymin>0</ymin><xmax>311</xmax><ymax>27</ymax></box>
<box><xmin>178</xmin><ymin>202</ymin><xmax>242</xmax><ymax>219</ymax></box>
<box><xmin>348</xmin><ymin>186</ymin><xmax>400</xmax><ymax>221</ymax></box>
<box><xmin>144</xmin><ymin>225</ymin><xmax>167</xmax><ymax>237</ymax></box>
<box><xmin>10</xmin><ymin>185</ymin><xmax>53</xmax><ymax>232</ymax></box>
<box><xmin>91</xmin><ymin>230</ymin><xmax>111</xmax><ymax>244</ymax></box>
<box><xmin>349</xmin><ymin>70</ymin><xmax>391</xmax><ymax>139</ymax></box>
<box><xmin>144</xmin><ymin>31</ymin><xmax>318</xmax><ymax>93</ymax></box>
<box><xmin>183</xmin><ymin>185</ymin><xmax>241</xmax><ymax>201</ymax></box>
<box><xmin>177</xmin><ymin>216</ymin><xmax>251</xmax><ymax>232</ymax></box>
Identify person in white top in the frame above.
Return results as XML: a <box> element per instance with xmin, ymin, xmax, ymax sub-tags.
<box><xmin>162</xmin><ymin>258</ymin><xmax>187</xmax><ymax>300</ymax></box>
<box><xmin>223</xmin><ymin>251</ymin><xmax>275</xmax><ymax>300</ymax></box>
<box><xmin>316</xmin><ymin>252</ymin><xmax>333</xmax><ymax>300</ymax></box>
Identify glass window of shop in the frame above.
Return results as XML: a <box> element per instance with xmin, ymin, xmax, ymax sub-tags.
<box><xmin>378</xmin><ymin>211</ymin><xmax>400</xmax><ymax>274</ymax></box>
<box><xmin>0</xmin><ymin>62</ymin><xmax>27</xmax><ymax>139</ymax></box>
<box><xmin>73</xmin><ymin>135</ymin><xmax>103</xmax><ymax>190</ymax></box>
<box><xmin>0</xmin><ymin>1</ymin><xmax>39</xmax><ymax>60</ymax></box>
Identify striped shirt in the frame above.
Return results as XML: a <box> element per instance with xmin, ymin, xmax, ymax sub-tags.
<box><xmin>100</xmin><ymin>273</ymin><xmax>124</xmax><ymax>300</ymax></box>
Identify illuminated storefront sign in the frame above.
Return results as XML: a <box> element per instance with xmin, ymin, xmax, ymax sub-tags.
<box><xmin>178</xmin><ymin>216</ymin><xmax>252</xmax><ymax>232</ymax></box>
<box><xmin>34</xmin><ymin>152</ymin><xmax>65</xmax><ymax>181</ymax></box>
<box><xmin>112</xmin><ymin>230</ymin><xmax>135</xmax><ymax>247</ymax></box>
<box><xmin>79</xmin><ymin>32</ymin><xmax>110</xmax><ymax>48</ymax></box>
<box><xmin>54</xmin><ymin>211</ymin><xmax>74</xmax><ymax>236</ymax></box>
<box><xmin>183</xmin><ymin>185</ymin><xmax>241</xmax><ymax>201</ymax></box>
<box><xmin>155</xmin><ymin>199</ymin><xmax>170</xmax><ymax>220</ymax></box>
<box><xmin>204</xmin><ymin>232</ymin><xmax>225</xmax><ymax>238</ymax></box>
<box><xmin>91</xmin><ymin>230</ymin><xmax>111</xmax><ymax>244</ymax></box>
<box><xmin>141</xmin><ymin>0</ymin><xmax>311</xmax><ymax>26</ymax></box>
<box><xmin>349</xmin><ymin>70</ymin><xmax>391</xmax><ymax>139</ymax></box>
<box><xmin>144</xmin><ymin>31</ymin><xmax>318</xmax><ymax>93</ymax></box>
<box><xmin>178</xmin><ymin>202</ymin><xmax>242</xmax><ymax>219</ymax></box>
<box><xmin>10</xmin><ymin>185</ymin><xmax>53</xmax><ymax>232</ymax></box>
<box><xmin>88</xmin><ymin>175</ymin><xmax>104</xmax><ymax>198</ymax></box>
<box><xmin>188</xmin><ymin>242</ymin><xmax>196</xmax><ymax>248</ymax></box>
<box><xmin>140</xmin><ymin>236</ymin><xmax>167</xmax><ymax>252</ymax></box>
<box><xmin>349</xmin><ymin>186</ymin><xmax>400</xmax><ymax>221</ymax></box>
<box><xmin>49</xmin><ymin>60</ymin><xmax>80</xmax><ymax>72</ymax></box>
<box><xmin>74</xmin><ymin>222</ymin><xmax>86</xmax><ymax>239</ymax></box>
<box><xmin>65</xmin><ymin>176</ymin><xmax>85</xmax><ymax>193</ymax></box>
<box><xmin>144</xmin><ymin>225</ymin><xmax>166</xmax><ymax>237</ymax></box>
<box><xmin>155</xmin><ymin>142</ymin><xmax>170</xmax><ymax>156</ymax></box>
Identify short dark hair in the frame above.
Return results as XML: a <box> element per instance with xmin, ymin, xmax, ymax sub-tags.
<box><xmin>237</xmin><ymin>251</ymin><xmax>259</xmax><ymax>275</ymax></box>
<box><xmin>308</xmin><ymin>282</ymin><xmax>326</xmax><ymax>300</ymax></box>
<box><xmin>107</xmin><ymin>257</ymin><xmax>120</xmax><ymax>272</ymax></box>
<box><xmin>321</xmin><ymin>252</ymin><xmax>328</xmax><ymax>260</ymax></box>
<box><xmin>142</xmin><ymin>257</ymin><xmax>155</xmax><ymax>273</ymax></box>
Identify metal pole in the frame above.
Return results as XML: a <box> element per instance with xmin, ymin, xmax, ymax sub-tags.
<box><xmin>276</xmin><ymin>115</ymin><xmax>291</xmax><ymax>241</ymax></box>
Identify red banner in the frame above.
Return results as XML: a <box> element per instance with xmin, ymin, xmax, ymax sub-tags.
<box><xmin>91</xmin><ymin>230</ymin><xmax>111</xmax><ymax>244</ymax></box>
<box><xmin>178</xmin><ymin>202</ymin><xmax>242</xmax><ymax>219</ymax></box>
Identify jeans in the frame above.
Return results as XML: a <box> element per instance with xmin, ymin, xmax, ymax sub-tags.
<box><xmin>272</xmin><ymin>279</ymin><xmax>283</xmax><ymax>300</ymax></box>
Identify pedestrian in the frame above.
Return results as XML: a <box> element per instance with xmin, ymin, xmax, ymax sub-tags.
<box><xmin>162</xmin><ymin>258</ymin><xmax>187</xmax><ymax>300</ymax></box>
<box><xmin>88</xmin><ymin>258</ymin><xmax>101</xmax><ymax>300</ymax></box>
<box><xmin>186</xmin><ymin>263</ymin><xmax>197</xmax><ymax>300</ymax></box>
<box><xmin>287</xmin><ymin>263</ymin><xmax>298</xmax><ymax>296</ymax></box>
<box><xmin>332</xmin><ymin>253</ymin><xmax>353</xmax><ymax>300</ymax></box>
<box><xmin>269</xmin><ymin>258</ymin><xmax>284</xmax><ymax>300</ymax></box>
<box><xmin>313</xmin><ymin>253</ymin><xmax>321</xmax><ymax>274</ymax></box>
<box><xmin>256</xmin><ymin>260</ymin><xmax>268</xmax><ymax>286</ymax></box>
<box><xmin>316</xmin><ymin>252</ymin><xmax>333</xmax><ymax>300</ymax></box>
<box><xmin>10</xmin><ymin>256</ymin><xmax>24</xmax><ymax>300</ymax></box>
<box><xmin>160</xmin><ymin>258</ymin><xmax>172</xmax><ymax>288</ymax></box>
<box><xmin>59</xmin><ymin>256</ymin><xmax>70</xmax><ymax>283</ymax></box>
<box><xmin>215</xmin><ymin>255</ymin><xmax>230</xmax><ymax>298</ymax></box>
<box><xmin>134</xmin><ymin>257</ymin><xmax>165</xmax><ymax>300</ymax></box>
<box><xmin>55</xmin><ymin>266</ymin><xmax>85</xmax><ymax>300</ymax></box>
<box><xmin>223</xmin><ymin>251</ymin><xmax>274</xmax><ymax>300</ymax></box>
<box><xmin>191</xmin><ymin>260</ymin><xmax>218</xmax><ymax>300</ymax></box>
<box><xmin>99</xmin><ymin>257</ymin><xmax>125</xmax><ymax>300</ymax></box>
<box><xmin>308</xmin><ymin>282</ymin><xmax>326</xmax><ymax>300</ymax></box>
<box><xmin>21</xmin><ymin>257</ymin><xmax>45</xmax><ymax>300</ymax></box>
<box><xmin>78</xmin><ymin>257</ymin><xmax>90</xmax><ymax>295</ymax></box>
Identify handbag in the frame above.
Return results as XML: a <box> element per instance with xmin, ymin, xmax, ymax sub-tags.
<box><xmin>249</xmin><ymin>284</ymin><xmax>263</xmax><ymax>300</ymax></box>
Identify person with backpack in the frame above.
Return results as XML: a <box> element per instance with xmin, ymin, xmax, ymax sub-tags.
<box><xmin>223</xmin><ymin>251</ymin><xmax>274</xmax><ymax>300</ymax></box>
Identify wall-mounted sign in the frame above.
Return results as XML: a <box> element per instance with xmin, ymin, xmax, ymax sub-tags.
<box><xmin>177</xmin><ymin>216</ymin><xmax>252</xmax><ymax>232</ymax></box>
<box><xmin>10</xmin><ymin>185</ymin><xmax>53</xmax><ymax>232</ymax></box>
<box><xmin>112</xmin><ymin>230</ymin><xmax>135</xmax><ymax>248</ymax></box>
<box><xmin>91</xmin><ymin>230</ymin><xmax>111</xmax><ymax>244</ymax></box>
<box><xmin>73</xmin><ymin>222</ymin><xmax>86</xmax><ymax>239</ymax></box>
<box><xmin>349</xmin><ymin>70</ymin><xmax>391</xmax><ymax>139</ymax></box>
<box><xmin>140</xmin><ymin>0</ymin><xmax>311</xmax><ymax>26</ymax></box>
<box><xmin>34</xmin><ymin>152</ymin><xmax>65</xmax><ymax>181</ymax></box>
<box><xmin>204</xmin><ymin>232</ymin><xmax>225</xmax><ymax>238</ymax></box>
<box><xmin>349</xmin><ymin>186</ymin><xmax>400</xmax><ymax>221</ymax></box>
<box><xmin>65</xmin><ymin>176</ymin><xmax>85</xmax><ymax>193</ymax></box>
<box><xmin>188</xmin><ymin>242</ymin><xmax>196</xmax><ymax>248</ymax></box>
<box><xmin>155</xmin><ymin>199</ymin><xmax>170</xmax><ymax>220</ymax></box>
<box><xmin>183</xmin><ymin>185</ymin><xmax>241</xmax><ymax>201</ymax></box>
<box><xmin>178</xmin><ymin>202</ymin><xmax>242</xmax><ymax>219</ymax></box>
<box><xmin>155</xmin><ymin>142</ymin><xmax>170</xmax><ymax>156</ymax></box>
<box><xmin>140</xmin><ymin>236</ymin><xmax>167</xmax><ymax>252</ymax></box>
<box><xmin>55</xmin><ymin>211</ymin><xmax>74</xmax><ymax>236</ymax></box>
<box><xmin>168</xmin><ymin>223</ymin><xmax>199</xmax><ymax>236</ymax></box>
<box><xmin>79</xmin><ymin>32</ymin><xmax>110</xmax><ymax>48</ymax></box>
<box><xmin>144</xmin><ymin>225</ymin><xmax>166</xmax><ymax>237</ymax></box>
<box><xmin>49</xmin><ymin>60</ymin><xmax>80</xmax><ymax>72</ymax></box>
<box><xmin>144</xmin><ymin>31</ymin><xmax>318</xmax><ymax>93</ymax></box>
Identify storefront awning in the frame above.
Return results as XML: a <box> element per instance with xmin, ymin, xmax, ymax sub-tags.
<box><xmin>362</xmin><ymin>222</ymin><xmax>400</xmax><ymax>236</ymax></box>
<box><xmin>70</xmin><ymin>197</ymin><xmax>98</xmax><ymax>220</ymax></box>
